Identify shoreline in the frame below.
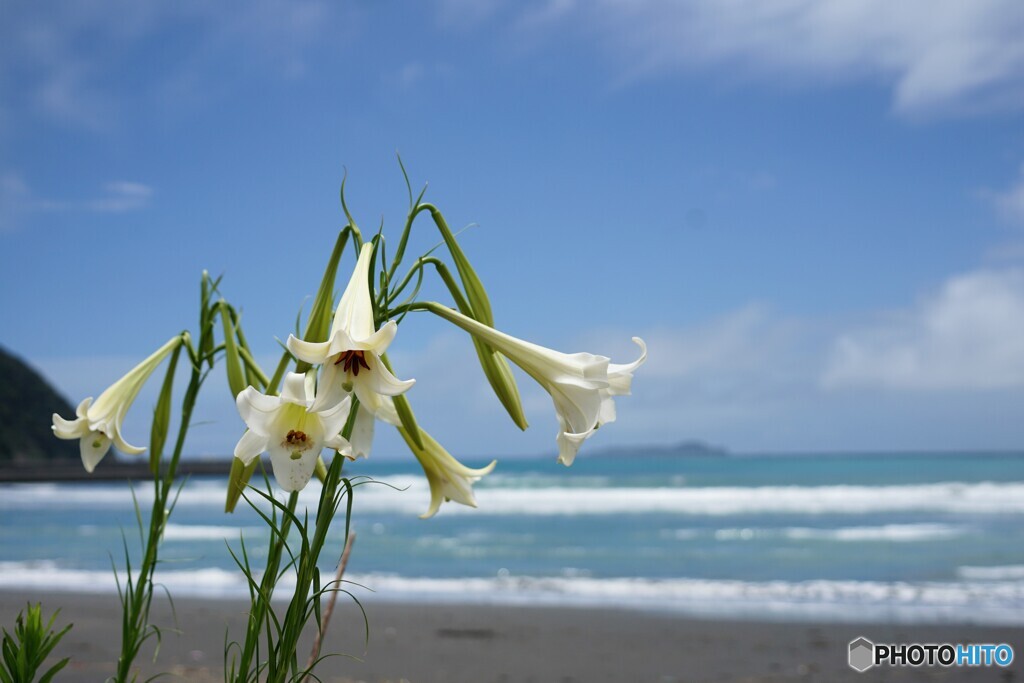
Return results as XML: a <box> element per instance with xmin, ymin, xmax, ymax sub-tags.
<box><xmin>0</xmin><ymin>459</ymin><xmax>231</xmax><ymax>482</ymax></box>
<box><xmin>2</xmin><ymin>590</ymin><xmax>1020</xmax><ymax>682</ymax></box>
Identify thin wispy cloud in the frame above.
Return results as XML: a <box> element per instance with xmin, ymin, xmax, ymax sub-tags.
<box><xmin>988</xmin><ymin>163</ymin><xmax>1024</xmax><ymax>226</ymax></box>
<box><xmin>0</xmin><ymin>173</ymin><xmax>154</xmax><ymax>232</ymax></box>
<box><xmin>0</xmin><ymin>0</ymin><xmax>348</xmax><ymax>130</ymax></box>
<box><xmin>391</xmin><ymin>62</ymin><xmax>454</xmax><ymax>91</ymax></box>
<box><xmin>475</xmin><ymin>0</ymin><xmax>1024</xmax><ymax>117</ymax></box>
<box><xmin>88</xmin><ymin>182</ymin><xmax>154</xmax><ymax>213</ymax></box>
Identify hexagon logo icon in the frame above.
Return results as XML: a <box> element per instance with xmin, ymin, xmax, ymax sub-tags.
<box><xmin>848</xmin><ymin>637</ymin><xmax>875</xmax><ymax>672</ymax></box>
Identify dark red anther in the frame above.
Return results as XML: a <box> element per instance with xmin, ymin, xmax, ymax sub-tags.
<box><xmin>334</xmin><ymin>350</ymin><xmax>370</xmax><ymax>376</ymax></box>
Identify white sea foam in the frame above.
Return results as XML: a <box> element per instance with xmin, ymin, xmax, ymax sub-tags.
<box><xmin>3</xmin><ymin>480</ymin><xmax>1024</xmax><ymax>516</ymax></box>
<box><xmin>163</xmin><ymin>524</ymin><xmax>265</xmax><ymax>541</ymax></box>
<box><xmin>782</xmin><ymin>524</ymin><xmax>966</xmax><ymax>542</ymax></box>
<box><xmin>0</xmin><ymin>561</ymin><xmax>1021</xmax><ymax>624</ymax></box>
<box><xmin>958</xmin><ymin>565</ymin><xmax>1024</xmax><ymax>580</ymax></box>
<box><xmin>0</xmin><ymin>561</ymin><xmax>254</xmax><ymax>596</ymax></box>
<box><xmin>670</xmin><ymin>524</ymin><xmax>965</xmax><ymax>542</ymax></box>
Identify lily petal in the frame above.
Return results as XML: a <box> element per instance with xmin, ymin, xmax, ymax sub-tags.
<box><xmin>110</xmin><ymin>430</ymin><xmax>146</xmax><ymax>456</ymax></box>
<box><xmin>324</xmin><ymin>433</ymin><xmax>353</xmax><ymax>457</ymax></box>
<box><xmin>309</xmin><ymin>360</ymin><xmax>348</xmax><ymax>413</ymax></box>
<box><xmin>547</xmin><ymin>376</ymin><xmax>605</xmax><ymax>435</ymax></box>
<box><xmin>598</xmin><ymin>395</ymin><xmax>617</xmax><ymax>427</ymax></box>
<box><xmin>606</xmin><ymin>337</ymin><xmax>647</xmax><ymax>396</ymax></box>
<box><xmin>266</xmin><ymin>441</ymin><xmax>321</xmax><ymax>492</ymax></box>
<box><xmin>330</xmin><ymin>243</ymin><xmax>378</xmax><ymax>342</ymax></box>
<box><xmin>75</xmin><ymin>397</ymin><xmax>91</xmax><ymax>418</ymax></box>
<box><xmin>236</xmin><ymin>387</ymin><xmax>284</xmax><ymax>437</ymax></box>
<box><xmin>398</xmin><ymin>426</ymin><xmax>496</xmax><ymax>518</ymax></box>
<box><xmin>353</xmin><ymin>387</ymin><xmax>402</xmax><ymax>427</ymax></box>
<box><xmin>360</xmin><ymin>354</ymin><xmax>416</xmax><ymax>397</ymax></box>
<box><xmin>350</xmin><ymin>320</ymin><xmax>398</xmax><ymax>353</ymax></box>
<box><xmin>318</xmin><ymin>394</ymin><xmax>353</xmax><ymax>443</ymax></box>
<box><xmin>348</xmin><ymin>404</ymin><xmax>376</xmax><ymax>459</ymax></box>
<box><xmin>286</xmin><ymin>336</ymin><xmax>334</xmax><ymax>365</ymax></box>
<box><xmin>52</xmin><ymin>398</ymin><xmax>91</xmax><ymax>439</ymax></box>
<box><xmin>279</xmin><ymin>371</ymin><xmax>312</xmax><ymax>406</ymax></box>
<box><xmin>234</xmin><ymin>429</ymin><xmax>267</xmax><ymax>465</ymax></box>
<box><xmin>80</xmin><ymin>431</ymin><xmax>112</xmax><ymax>473</ymax></box>
<box><xmin>556</xmin><ymin>427</ymin><xmax>589</xmax><ymax>467</ymax></box>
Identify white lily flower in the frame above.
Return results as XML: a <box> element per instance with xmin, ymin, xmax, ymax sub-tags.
<box><xmin>52</xmin><ymin>335</ymin><xmax>182</xmax><ymax>473</ymax></box>
<box><xmin>397</xmin><ymin>426</ymin><xmax>496</xmax><ymax>518</ymax></box>
<box><xmin>233</xmin><ymin>372</ymin><xmax>353</xmax><ymax>492</ymax></box>
<box><xmin>287</xmin><ymin>243</ymin><xmax>414</xmax><ymax>415</ymax></box>
<box><xmin>428</xmin><ymin>305</ymin><xmax>646</xmax><ymax>466</ymax></box>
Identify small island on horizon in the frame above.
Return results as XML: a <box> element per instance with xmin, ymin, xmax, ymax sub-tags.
<box><xmin>590</xmin><ymin>439</ymin><xmax>729</xmax><ymax>459</ymax></box>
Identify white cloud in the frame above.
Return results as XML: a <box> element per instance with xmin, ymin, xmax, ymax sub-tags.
<box><xmin>0</xmin><ymin>172</ymin><xmax>153</xmax><ymax>231</ymax></box>
<box><xmin>506</xmin><ymin>0</ymin><xmax>1024</xmax><ymax>117</ymax></box>
<box><xmin>623</xmin><ymin>306</ymin><xmax>792</xmax><ymax>381</ymax></box>
<box><xmin>823</xmin><ymin>269</ymin><xmax>1024</xmax><ymax>390</ymax></box>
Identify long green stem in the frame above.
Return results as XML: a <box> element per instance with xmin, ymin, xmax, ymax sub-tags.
<box><xmin>270</xmin><ymin>458</ymin><xmax>348</xmax><ymax>683</ymax></box>
<box><xmin>232</xmin><ymin>490</ymin><xmax>300</xmax><ymax>682</ymax></box>
<box><xmin>113</xmin><ymin>360</ymin><xmax>204</xmax><ymax>682</ymax></box>
<box><xmin>231</xmin><ymin>447</ymin><xmax>355</xmax><ymax>681</ymax></box>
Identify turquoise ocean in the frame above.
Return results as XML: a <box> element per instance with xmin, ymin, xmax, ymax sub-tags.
<box><xmin>2</xmin><ymin>452</ymin><xmax>1023</xmax><ymax>623</ymax></box>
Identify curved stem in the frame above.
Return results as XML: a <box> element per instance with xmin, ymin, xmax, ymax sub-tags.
<box><xmin>387</xmin><ymin>202</ymin><xmax>432</xmax><ymax>285</ymax></box>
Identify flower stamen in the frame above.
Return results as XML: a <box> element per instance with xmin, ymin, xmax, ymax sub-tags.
<box><xmin>334</xmin><ymin>350</ymin><xmax>371</xmax><ymax>376</ymax></box>
<box><xmin>284</xmin><ymin>429</ymin><xmax>310</xmax><ymax>450</ymax></box>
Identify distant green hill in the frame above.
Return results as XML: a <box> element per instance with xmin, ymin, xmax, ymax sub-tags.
<box><xmin>0</xmin><ymin>345</ymin><xmax>80</xmax><ymax>463</ymax></box>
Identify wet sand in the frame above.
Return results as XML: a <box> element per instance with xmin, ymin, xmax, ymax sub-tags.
<box><xmin>1</xmin><ymin>590</ymin><xmax>1020</xmax><ymax>682</ymax></box>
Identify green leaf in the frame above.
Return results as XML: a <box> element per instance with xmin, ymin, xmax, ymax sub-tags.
<box><xmin>38</xmin><ymin>657</ymin><xmax>69</xmax><ymax>683</ymax></box>
<box><xmin>313</xmin><ymin>456</ymin><xmax>329</xmax><ymax>483</ymax></box>
<box><xmin>148</xmin><ymin>340</ymin><xmax>182</xmax><ymax>473</ymax></box>
<box><xmin>430</xmin><ymin>261</ymin><xmax>528</xmax><ymax>431</ymax></box>
<box><xmin>224</xmin><ymin>456</ymin><xmax>259</xmax><ymax>514</ymax></box>
<box><xmin>200</xmin><ymin>272</ymin><xmax>217</xmax><ymax>369</ymax></box>
<box><xmin>475</xmin><ymin>345</ymin><xmax>528</xmax><ymax>431</ymax></box>
<box><xmin>425</xmin><ymin>204</ymin><xmax>494</xmax><ymax>324</ymax></box>
<box><xmin>219</xmin><ymin>301</ymin><xmax>248</xmax><ymax>399</ymax></box>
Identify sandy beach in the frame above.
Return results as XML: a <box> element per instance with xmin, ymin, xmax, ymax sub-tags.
<box><xmin>1</xmin><ymin>590</ymin><xmax>1019</xmax><ymax>682</ymax></box>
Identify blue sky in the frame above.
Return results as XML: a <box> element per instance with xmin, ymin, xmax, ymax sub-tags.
<box><xmin>3</xmin><ymin>1</ymin><xmax>1024</xmax><ymax>460</ymax></box>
